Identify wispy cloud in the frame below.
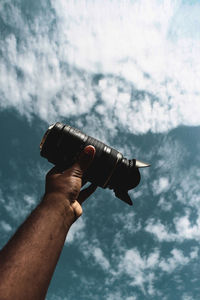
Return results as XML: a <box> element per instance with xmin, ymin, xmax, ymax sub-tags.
<box><xmin>145</xmin><ymin>202</ymin><xmax>200</xmax><ymax>242</ymax></box>
<box><xmin>115</xmin><ymin>246</ymin><xmax>198</xmax><ymax>296</ymax></box>
<box><xmin>113</xmin><ymin>211</ymin><xmax>142</xmax><ymax>234</ymax></box>
<box><xmin>152</xmin><ymin>176</ymin><xmax>171</xmax><ymax>196</ymax></box>
<box><xmin>107</xmin><ymin>292</ymin><xmax>137</xmax><ymax>300</ymax></box>
<box><xmin>92</xmin><ymin>247</ymin><xmax>110</xmax><ymax>271</ymax></box>
<box><xmin>117</xmin><ymin>247</ymin><xmax>159</xmax><ymax>294</ymax></box>
<box><xmin>65</xmin><ymin>216</ymin><xmax>86</xmax><ymax>244</ymax></box>
<box><xmin>3</xmin><ymin>191</ymin><xmax>37</xmax><ymax>222</ymax></box>
<box><xmin>145</xmin><ymin>219</ymin><xmax>176</xmax><ymax>242</ymax></box>
<box><xmin>80</xmin><ymin>238</ymin><xmax>111</xmax><ymax>272</ymax></box>
<box><xmin>0</xmin><ymin>188</ymin><xmax>5</xmax><ymax>205</ymax></box>
<box><xmin>0</xmin><ymin>220</ymin><xmax>12</xmax><ymax>233</ymax></box>
<box><xmin>159</xmin><ymin>247</ymin><xmax>198</xmax><ymax>273</ymax></box>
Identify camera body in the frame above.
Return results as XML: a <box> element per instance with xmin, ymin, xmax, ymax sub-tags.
<box><xmin>40</xmin><ymin>122</ymin><xmax>149</xmax><ymax>205</ymax></box>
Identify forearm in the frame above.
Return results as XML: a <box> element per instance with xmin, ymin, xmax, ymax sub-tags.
<box><xmin>0</xmin><ymin>193</ymin><xmax>74</xmax><ymax>300</ymax></box>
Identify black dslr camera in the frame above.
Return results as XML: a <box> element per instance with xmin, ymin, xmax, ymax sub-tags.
<box><xmin>40</xmin><ymin>122</ymin><xmax>149</xmax><ymax>205</ymax></box>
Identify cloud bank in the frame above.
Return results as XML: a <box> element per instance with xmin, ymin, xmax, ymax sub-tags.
<box><xmin>0</xmin><ymin>0</ymin><xmax>200</xmax><ymax>135</ymax></box>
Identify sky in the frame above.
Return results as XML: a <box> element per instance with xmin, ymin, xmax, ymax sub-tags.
<box><xmin>0</xmin><ymin>0</ymin><xmax>200</xmax><ymax>299</ymax></box>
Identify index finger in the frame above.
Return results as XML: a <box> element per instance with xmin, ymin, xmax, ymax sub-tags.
<box><xmin>62</xmin><ymin>145</ymin><xmax>96</xmax><ymax>176</ymax></box>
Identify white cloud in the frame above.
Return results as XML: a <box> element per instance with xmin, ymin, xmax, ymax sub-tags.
<box><xmin>175</xmin><ymin>214</ymin><xmax>200</xmax><ymax>241</ymax></box>
<box><xmin>145</xmin><ymin>155</ymin><xmax>200</xmax><ymax>242</ymax></box>
<box><xmin>152</xmin><ymin>177</ymin><xmax>170</xmax><ymax>196</ymax></box>
<box><xmin>145</xmin><ymin>213</ymin><xmax>200</xmax><ymax>243</ymax></box>
<box><xmin>66</xmin><ymin>216</ymin><xmax>86</xmax><ymax>244</ymax></box>
<box><xmin>93</xmin><ymin>247</ymin><xmax>110</xmax><ymax>271</ymax></box>
<box><xmin>24</xmin><ymin>194</ymin><xmax>36</xmax><ymax>207</ymax></box>
<box><xmin>174</xmin><ymin>167</ymin><xmax>200</xmax><ymax>209</ymax></box>
<box><xmin>0</xmin><ymin>221</ymin><xmax>12</xmax><ymax>232</ymax></box>
<box><xmin>145</xmin><ymin>219</ymin><xmax>176</xmax><ymax>242</ymax></box>
<box><xmin>159</xmin><ymin>247</ymin><xmax>198</xmax><ymax>273</ymax></box>
<box><xmin>113</xmin><ymin>211</ymin><xmax>142</xmax><ymax>234</ymax></box>
<box><xmin>107</xmin><ymin>292</ymin><xmax>137</xmax><ymax>300</ymax></box>
<box><xmin>0</xmin><ymin>0</ymin><xmax>200</xmax><ymax>134</ymax></box>
<box><xmin>81</xmin><ymin>239</ymin><xmax>111</xmax><ymax>272</ymax></box>
<box><xmin>153</xmin><ymin>136</ymin><xmax>186</xmax><ymax>174</ymax></box>
<box><xmin>182</xmin><ymin>293</ymin><xmax>194</xmax><ymax>300</ymax></box>
<box><xmin>4</xmin><ymin>191</ymin><xmax>37</xmax><ymax>222</ymax></box>
<box><xmin>0</xmin><ymin>188</ymin><xmax>5</xmax><ymax>204</ymax></box>
<box><xmin>158</xmin><ymin>196</ymin><xmax>173</xmax><ymax>211</ymax></box>
<box><xmin>116</xmin><ymin>246</ymin><xmax>198</xmax><ymax>295</ymax></box>
<box><xmin>117</xmin><ymin>248</ymin><xmax>160</xmax><ymax>294</ymax></box>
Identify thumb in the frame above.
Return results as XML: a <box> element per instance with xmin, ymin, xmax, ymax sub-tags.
<box><xmin>73</xmin><ymin>145</ymin><xmax>96</xmax><ymax>175</ymax></box>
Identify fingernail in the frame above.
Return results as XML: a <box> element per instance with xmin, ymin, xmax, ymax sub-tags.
<box><xmin>84</xmin><ymin>146</ymin><xmax>94</xmax><ymax>155</ymax></box>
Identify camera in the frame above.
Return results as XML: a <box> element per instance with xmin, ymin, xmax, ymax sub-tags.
<box><xmin>40</xmin><ymin>122</ymin><xmax>149</xmax><ymax>205</ymax></box>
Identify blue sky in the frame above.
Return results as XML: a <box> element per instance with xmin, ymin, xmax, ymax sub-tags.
<box><xmin>0</xmin><ymin>0</ymin><xmax>200</xmax><ymax>299</ymax></box>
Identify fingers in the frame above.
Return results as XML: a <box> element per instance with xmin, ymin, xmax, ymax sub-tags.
<box><xmin>78</xmin><ymin>184</ymin><xmax>97</xmax><ymax>205</ymax></box>
<box><xmin>77</xmin><ymin>145</ymin><xmax>96</xmax><ymax>173</ymax></box>
<box><xmin>65</xmin><ymin>145</ymin><xmax>95</xmax><ymax>178</ymax></box>
<box><xmin>46</xmin><ymin>145</ymin><xmax>95</xmax><ymax>177</ymax></box>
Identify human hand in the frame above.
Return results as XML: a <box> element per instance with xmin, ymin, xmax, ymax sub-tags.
<box><xmin>44</xmin><ymin>145</ymin><xmax>96</xmax><ymax>222</ymax></box>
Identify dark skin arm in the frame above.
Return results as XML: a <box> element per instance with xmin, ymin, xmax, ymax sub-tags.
<box><xmin>0</xmin><ymin>145</ymin><xmax>96</xmax><ymax>300</ymax></box>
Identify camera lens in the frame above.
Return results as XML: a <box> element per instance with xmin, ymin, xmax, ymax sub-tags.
<box><xmin>40</xmin><ymin>122</ymin><xmax>149</xmax><ymax>205</ymax></box>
